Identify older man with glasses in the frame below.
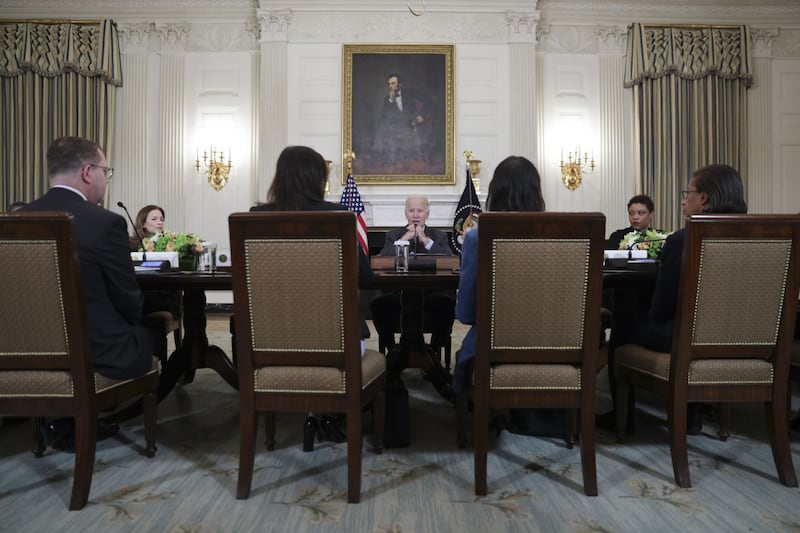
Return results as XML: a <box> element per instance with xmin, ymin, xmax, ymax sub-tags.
<box><xmin>21</xmin><ymin>136</ymin><xmax>161</xmax><ymax>452</ymax></box>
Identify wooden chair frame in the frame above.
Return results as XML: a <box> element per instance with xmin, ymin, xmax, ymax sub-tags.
<box><xmin>229</xmin><ymin>211</ymin><xmax>386</xmax><ymax>504</ymax></box>
<box><xmin>469</xmin><ymin>212</ymin><xmax>606</xmax><ymax>496</ymax></box>
<box><xmin>615</xmin><ymin>214</ymin><xmax>800</xmax><ymax>488</ymax></box>
<box><xmin>0</xmin><ymin>213</ymin><xmax>158</xmax><ymax>510</ymax></box>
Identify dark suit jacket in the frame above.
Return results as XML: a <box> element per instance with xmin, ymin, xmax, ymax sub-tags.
<box><xmin>607</xmin><ymin>226</ymin><xmax>633</xmax><ymax>250</ymax></box>
<box><xmin>641</xmin><ymin>228</ymin><xmax>684</xmax><ymax>352</ymax></box>
<box><xmin>379</xmin><ymin>225</ymin><xmax>451</xmax><ymax>256</ymax></box>
<box><xmin>22</xmin><ymin>187</ymin><xmax>154</xmax><ymax>379</ymax></box>
<box><xmin>250</xmin><ymin>200</ymin><xmax>373</xmax><ymax>337</ymax></box>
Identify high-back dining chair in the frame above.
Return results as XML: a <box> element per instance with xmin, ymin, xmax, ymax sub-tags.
<box><xmin>469</xmin><ymin>212</ymin><xmax>606</xmax><ymax>496</ymax></box>
<box><xmin>228</xmin><ymin>211</ymin><xmax>386</xmax><ymax>504</ymax></box>
<box><xmin>614</xmin><ymin>214</ymin><xmax>800</xmax><ymax>488</ymax></box>
<box><xmin>0</xmin><ymin>212</ymin><xmax>159</xmax><ymax>510</ymax></box>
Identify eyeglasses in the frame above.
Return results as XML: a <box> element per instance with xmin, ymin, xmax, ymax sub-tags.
<box><xmin>681</xmin><ymin>189</ymin><xmax>698</xmax><ymax>199</ymax></box>
<box><xmin>88</xmin><ymin>163</ymin><xmax>114</xmax><ymax>181</ymax></box>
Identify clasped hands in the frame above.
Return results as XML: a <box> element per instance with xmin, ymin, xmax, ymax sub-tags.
<box><xmin>401</xmin><ymin>225</ymin><xmax>429</xmax><ymax>247</ymax></box>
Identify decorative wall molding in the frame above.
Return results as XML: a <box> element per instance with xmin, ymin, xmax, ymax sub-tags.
<box><xmin>536</xmin><ymin>0</ymin><xmax>800</xmax><ymax>25</ymax></box>
<box><xmin>154</xmin><ymin>22</ymin><xmax>190</xmax><ymax>51</ymax></box>
<box><xmin>774</xmin><ymin>29</ymin><xmax>800</xmax><ymax>58</ymax></box>
<box><xmin>256</xmin><ymin>8</ymin><xmax>293</xmax><ymax>42</ymax></box>
<box><xmin>504</xmin><ymin>11</ymin><xmax>539</xmax><ymax>44</ymax></box>
<box><xmin>188</xmin><ymin>23</ymin><xmax>254</xmax><ymax>52</ymax></box>
<box><xmin>117</xmin><ymin>21</ymin><xmax>154</xmax><ymax>53</ymax></box>
<box><xmin>751</xmin><ymin>28</ymin><xmax>780</xmax><ymax>59</ymax></box>
<box><xmin>285</xmin><ymin>12</ymin><xmax>511</xmax><ymax>44</ymax></box>
<box><xmin>538</xmin><ymin>25</ymin><xmax>601</xmax><ymax>54</ymax></box>
<box><xmin>594</xmin><ymin>25</ymin><xmax>626</xmax><ymax>55</ymax></box>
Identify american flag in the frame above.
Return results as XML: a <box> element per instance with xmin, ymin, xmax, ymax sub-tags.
<box><xmin>340</xmin><ymin>173</ymin><xmax>369</xmax><ymax>255</ymax></box>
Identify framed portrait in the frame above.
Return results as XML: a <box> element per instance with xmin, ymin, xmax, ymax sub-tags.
<box><xmin>342</xmin><ymin>44</ymin><xmax>455</xmax><ymax>185</ymax></box>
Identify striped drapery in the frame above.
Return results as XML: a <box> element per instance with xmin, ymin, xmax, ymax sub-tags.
<box><xmin>624</xmin><ymin>23</ymin><xmax>753</xmax><ymax>231</ymax></box>
<box><xmin>0</xmin><ymin>20</ymin><xmax>122</xmax><ymax>209</ymax></box>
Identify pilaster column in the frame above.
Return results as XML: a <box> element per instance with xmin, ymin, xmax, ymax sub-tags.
<box><xmin>255</xmin><ymin>9</ymin><xmax>293</xmax><ymax>203</ymax></box>
<box><xmin>748</xmin><ymin>28</ymin><xmax>778</xmax><ymax>213</ymax></box>
<box><xmin>155</xmin><ymin>22</ymin><xmax>190</xmax><ymax>230</ymax></box>
<box><xmin>114</xmin><ymin>22</ymin><xmax>155</xmax><ymax>217</ymax></box>
<box><xmin>596</xmin><ymin>25</ymin><xmax>628</xmax><ymax>232</ymax></box>
<box><xmin>506</xmin><ymin>11</ymin><xmax>539</xmax><ymax>163</ymax></box>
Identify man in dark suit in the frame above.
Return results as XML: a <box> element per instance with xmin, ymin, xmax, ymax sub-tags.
<box><xmin>24</xmin><ymin>137</ymin><xmax>158</xmax><ymax>381</ymax></box>
<box><xmin>370</xmin><ymin>196</ymin><xmax>455</xmax><ymax>353</ymax></box>
<box><xmin>23</xmin><ymin>137</ymin><xmax>161</xmax><ymax>449</ymax></box>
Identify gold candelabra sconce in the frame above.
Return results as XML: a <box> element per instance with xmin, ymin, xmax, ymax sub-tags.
<box><xmin>324</xmin><ymin>160</ymin><xmax>333</xmax><ymax>194</ymax></box>
<box><xmin>196</xmin><ymin>147</ymin><xmax>232</xmax><ymax>192</ymax></box>
<box><xmin>343</xmin><ymin>149</ymin><xmax>356</xmax><ymax>177</ymax></box>
<box><xmin>463</xmin><ymin>150</ymin><xmax>482</xmax><ymax>192</ymax></box>
<box><xmin>560</xmin><ymin>147</ymin><xmax>596</xmax><ymax>191</ymax></box>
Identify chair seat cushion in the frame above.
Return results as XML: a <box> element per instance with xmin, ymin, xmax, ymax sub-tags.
<box><xmin>253</xmin><ymin>348</ymin><xmax>385</xmax><ymax>393</ymax></box>
<box><xmin>490</xmin><ymin>364</ymin><xmax>581</xmax><ymax>390</ymax></box>
<box><xmin>616</xmin><ymin>344</ymin><xmax>773</xmax><ymax>384</ymax></box>
<box><xmin>0</xmin><ymin>357</ymin><xmax>160</xmax><ymax>398</ymax></box>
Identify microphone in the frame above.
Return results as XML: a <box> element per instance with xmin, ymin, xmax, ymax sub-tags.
<box><xmin>412</xmin><ymin>224</ymin><xmax>418</xmax><ymax>256</ymax></box>
<box><xmin>627</xmin><ymin>238</ymin><xmax>667</xmax><ymax>259</ymax></box>
<box><xmin>118</xmin><ymin>201</ymin><xmax>147</xmax><ymax>261</ymax></box>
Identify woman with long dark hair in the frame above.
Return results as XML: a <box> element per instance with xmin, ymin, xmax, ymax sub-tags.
<box><xmin>452</xmin><ymin>155</ymin><xmax>545</xmax><ymax>394</ymax></box>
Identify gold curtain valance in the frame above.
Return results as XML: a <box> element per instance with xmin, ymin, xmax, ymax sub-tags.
<box><xmin>0</xmin><ymin>19</ymin><xmax>122</xmax><ymax>86</ymax></box>
<box><xmin>624</xmin><ymin>23</ymin><xmax>753</xmax><ymax>88</ymax></box>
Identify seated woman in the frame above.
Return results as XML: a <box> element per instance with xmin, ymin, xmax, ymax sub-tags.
<box><xmin>622</xmin><ymin>164</ymin><xmax>748</xmax><ymax>435</ymax></box>
<box><xmin>131</xmin><ymin>205</ymin><xmax>180</xmax><ymax>353</ymax></box>
<box><xmin>246</xmin><ymin>145</ymin><xmax>374</xmax><ymax>451</ymax></box>
<box><xmin>453</xmin><ymin>155</ymin><xmax>545</xmax><ymax>395</ymax></box>
<box><xmin>602</xmin><ymin>194</ymin><xmax>658</xmax><ymax>427</ymax></box>
<box><xmin>607</xmin><ymin>194</ymin><xmax>655</xmax><ymax>250</ymax></box>
<box><xmin>131</xmin><ymin>204</ymin><xmax>165</xmax><ymax>250</ymax></box>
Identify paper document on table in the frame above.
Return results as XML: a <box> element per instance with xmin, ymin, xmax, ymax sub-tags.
<box><xmin>130</xmin><ymin>251</ymin><xmax>179</xmax><ymax>267</ymax></box>
<box><xmin>604</xmin><ymin>250</ymin><xmax>646</xmax><ymax>260</ymax></box>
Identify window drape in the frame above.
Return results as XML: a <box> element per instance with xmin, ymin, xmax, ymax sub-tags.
<box><xmin>624</xmin><ymin>23</ymin><xmax>753</xmax><ymax>231</ymax></box>
<box><xmin>0</xmin><ymin>20</ymin><xmax>122</xmax><ymax>209</ymax></box>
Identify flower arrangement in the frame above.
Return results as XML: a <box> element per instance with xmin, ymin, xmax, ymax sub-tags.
<box><xmin>619</xmin><ymin>228</ymin><xmax>671</xmax><ymax>259</ymax></box>
<box><xmin>142</xmin><ymin>231</ymin><xmax>204</xmax><ymax>269</ymax></box>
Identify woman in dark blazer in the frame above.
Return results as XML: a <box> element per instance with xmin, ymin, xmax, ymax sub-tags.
<box><xmin>245</xmin><ymin>145</ymin><xmax>373</xmax><ymax>450</ymax></box>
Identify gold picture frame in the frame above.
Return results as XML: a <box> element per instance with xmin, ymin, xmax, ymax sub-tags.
<box><xmin>342</xmin><ymin>44</ymin><xmax>455</xmax><ymax>185</ymax></box>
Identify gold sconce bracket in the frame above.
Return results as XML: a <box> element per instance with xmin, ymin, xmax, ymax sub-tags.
<box><xmin>196</xmin><ymin>147</ymin><xmax>232</xmax><ymax>192</ymax></box>
<box><xmin>559</xmin><ymin>147</ymin><xmax>596</xmax><ymax>191</ymax></box>
<box><xmin>463</xmin><ymin>150</ymin><xmax>481</xmax><ymax>192</ymax></box>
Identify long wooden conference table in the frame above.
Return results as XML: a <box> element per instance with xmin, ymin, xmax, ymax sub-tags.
<box><xmin>136</xmin><ymin>259</ymin><xmax>657</xmax><ymax>398</ymax></box>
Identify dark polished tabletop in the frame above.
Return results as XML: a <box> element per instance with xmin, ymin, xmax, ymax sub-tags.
<box><xmin>135</xmin><ymin>261</ymin><xmax>657</xmax><ymax>395</ymax></box>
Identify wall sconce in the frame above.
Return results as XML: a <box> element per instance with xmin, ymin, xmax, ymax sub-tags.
<box><xmin>196</xmin><ymin>147</ymin><xmax>232</xmax><ymax>192</ymax></box>
<box><xmin>463</xmin><ymin>150</ymin><xmax>482</xmax><ymax>192</ymax></box>
<box><xmin>324</xmin><ymin>160</ymin><xmax>333</xmax><ymax>194</ymax></box>
<box><xmin>559</xmin><ymin>147</ymin><xmax>596</xmax><ymax>191</ymax></box>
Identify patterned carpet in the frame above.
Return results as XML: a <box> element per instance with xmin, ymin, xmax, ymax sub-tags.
<box><xmin>1</xmin><ymin>316</ymin><xmax>799</xmax><ymax>532</ymax></box>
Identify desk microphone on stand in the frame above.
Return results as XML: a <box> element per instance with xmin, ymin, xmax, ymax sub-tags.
<box><xmin>627</xmin><ymin>238</ymin><xmax>667</xmax><ymax>259</ymax></box>
<box><xmin>412</xmin><ymin>224</ymin><xmax>418</xmax><ymax>256</ymax></box>
<box><xmin>118</xmin><ymin>201</ymin><xmax>146</xmax><ymax>261</ymax></box>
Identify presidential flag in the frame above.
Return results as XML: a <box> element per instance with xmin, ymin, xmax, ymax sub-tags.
<box><xmin>450</xmin><ymin>167</ymin><xmax>482</xmax><ymax>254</ymax></box>
<box><xmin>340</xmin><ymin>173</ymin><xmax>369</xmax><ymax>255</ymax></box>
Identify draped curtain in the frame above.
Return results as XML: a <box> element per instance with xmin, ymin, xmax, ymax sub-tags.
<box><xmin>624</xmin><ymin>23</ymin><xmax>753</xmax><ymax>231</ymax></box>
<box><xmin>0</xmin><ymin>20</ymin><xmax>122</xmax><ymax>209</ymax></box>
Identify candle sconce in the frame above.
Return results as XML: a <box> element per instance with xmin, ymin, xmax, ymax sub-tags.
<box><xmin>559</xmin><ymin>147</ymin><xmax>596</xmax><ymax>191</ymax></box>
<box><xmin>463</xmin><ymin>150</ymin><xmax>482</xmax><ymax>192</ymax></box>
<box><xmin>196</xmin><ymin>147</ymin><xmax>233</xmax><ymax>192</ymax></box>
